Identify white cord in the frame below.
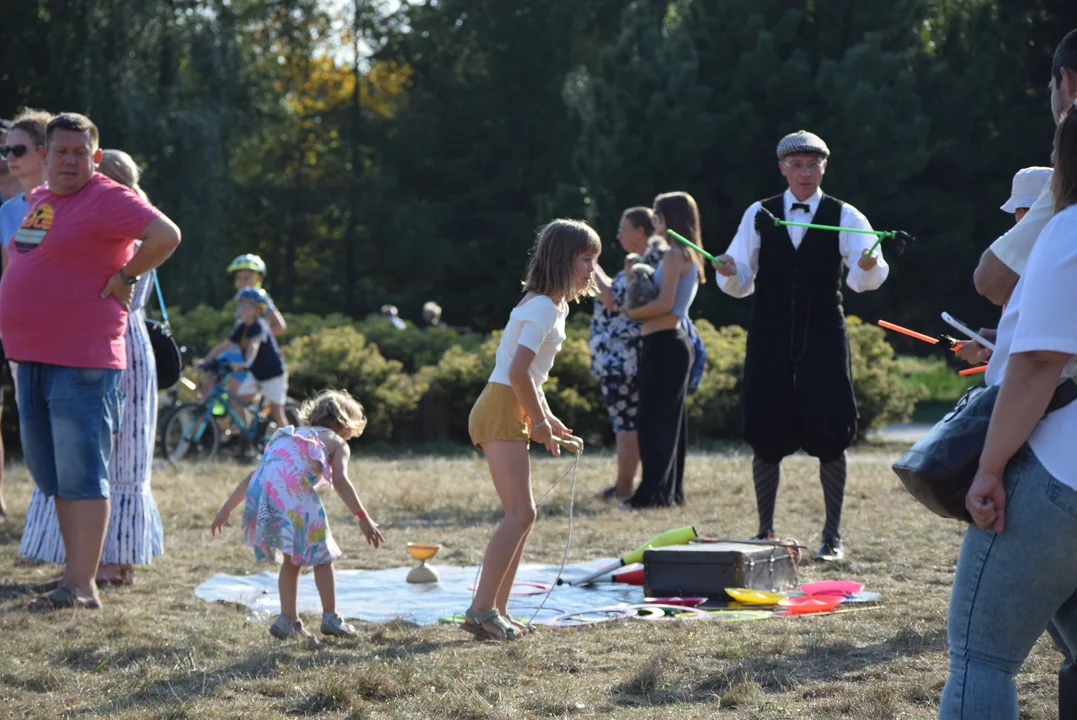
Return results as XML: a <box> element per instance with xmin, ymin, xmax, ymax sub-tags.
<box><xmin>467</xmin><ymin>445</ymin><xmax>582</xmax><ymax>630</ymax></box>
<box><xmin>528</xmin><ymin>446</ymin><xmax>580</xmax><ymax>626</ymax></box>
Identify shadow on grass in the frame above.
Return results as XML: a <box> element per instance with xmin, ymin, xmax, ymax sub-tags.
<box><xmin>84</xmin><ymin>636</ymin><xmax>446</xmax><ymax>715</ymax></box>
<box><xmin>611</xmin><ymin>625</ymin><xmax>948</xmax><ymax>708</ymax></box>
<box><xmin>390</xmin><ymin>501</ymin><xmax>619</xmax><ymax>530</ymax></box>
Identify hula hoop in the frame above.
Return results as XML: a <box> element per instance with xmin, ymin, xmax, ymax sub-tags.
<box><xmin>507</xmin><ymin>605</ymin><xmax>566</xmax><ymax>621</ymax></box>
<box><xmin>621</xmin><ymin>604</ymin><xmax>711</xmax><ymax>621</ymax></box>
<box><xmin>544</xmin><ymin>607</ymin><xmax>631</xmax><ymax>627</ymax></box>
<box><xmin>467</xmin><ymin>580</ymin><xmax>552</xmax><ymax>597</ymax></box>
<box><xmin>704</xmin><ymin>609</ymin><xmax>775</xmax><ymax>622</ymax></box>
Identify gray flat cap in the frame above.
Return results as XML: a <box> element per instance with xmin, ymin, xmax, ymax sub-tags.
<box><xmin>776</xmin><ymin>130</ymin><xmax>830</xmax><ymax>160</ymax></box>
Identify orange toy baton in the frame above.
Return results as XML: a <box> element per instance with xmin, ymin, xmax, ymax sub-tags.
<box><xmin>878</xmin><ymin>320</ymin><xmax>940</xmax><ymax>346</ymax></box>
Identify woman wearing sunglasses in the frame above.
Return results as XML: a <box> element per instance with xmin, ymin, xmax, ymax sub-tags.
<box><xmin>0</xmin><ymin>109</ymin><xmax>52</xmax><ymax>270</ymax></box>
<box><xmin>0</xmin><ymin>109</ymin><xmax>51</xmax><ymax>525</ymax></box>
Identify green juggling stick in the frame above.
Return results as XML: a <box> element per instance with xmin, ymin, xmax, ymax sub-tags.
<box><xmin>665</xmin><ymin>229</ymin><xmax>740</xmax><ymax>279</ymax></box>
<box><xmin>666</xmin><ymin>229</ymin><xmax>722</xmax><ymax>265</ymax></box>
<box><xmin>559</xmin><ymin>526</ymin><xmax>698</xmax><ymax>586</ymax></box>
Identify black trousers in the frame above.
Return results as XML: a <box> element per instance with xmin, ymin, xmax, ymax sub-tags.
<box><xmin>630</xmin><ymin>327</ymin><xmax>691</xmax><ymax>508</ymax></box>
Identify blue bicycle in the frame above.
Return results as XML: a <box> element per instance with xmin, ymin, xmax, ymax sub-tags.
<box><xmin>159</xmin><ymin>358</ymin><xmax>299</xmax><ymax>463</ymax></box>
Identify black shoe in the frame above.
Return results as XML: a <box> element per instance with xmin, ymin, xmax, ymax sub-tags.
<box><xmin>754</xmin><ymin>530</ymin><xmax>776</xmax><ymax>541</ymax></box>
<box><xmin>599</xmin><ymin>486</ymin><xmax>617</xmax><ymax>502</ymax></box>
<box><xmin>813</xmin><ymin>537</ymin><xmax>844</xmax><ymax>562</ymax></box>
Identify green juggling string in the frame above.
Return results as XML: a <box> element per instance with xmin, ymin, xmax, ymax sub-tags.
<box><xmin>755</xmin><ymin>207</ymin><xmax>911</xmax><ymax>257</ymax></box>
<box><xmin>776</xmin><ymin>218</ymin><xmax>896</xmax><ymax>240</ymax></box>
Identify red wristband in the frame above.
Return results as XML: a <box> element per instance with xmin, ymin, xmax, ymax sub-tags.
<box><xmin>356</xmin><ymin>509</ymin><xmax>367</xmax><ymax>520</ymax></box>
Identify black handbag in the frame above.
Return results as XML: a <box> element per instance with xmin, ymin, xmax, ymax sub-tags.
<box><xmin>892</xmin><ymin>378</ymin><xmax>1077</xmax><ymax>522</ymax></box>
<box><xmin>145</xmin><ymin>270</ymin><xmax>183</xmax><ymax>390</ymax></box>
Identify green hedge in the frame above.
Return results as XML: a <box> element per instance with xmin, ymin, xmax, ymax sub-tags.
<box><xmin>131</xmin><ymin>307</ymin><xmax>924</xmax><ymax>448</ymax></box>
<box><xmin>282</xmin><ymin>314</ymin><xmax>920</xmax><ymax>445</ymax></box>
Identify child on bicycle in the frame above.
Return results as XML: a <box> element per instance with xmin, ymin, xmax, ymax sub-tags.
<box><xmin>201</xmin><ymin>287</ymin><xmax>289</xmax><ymax>429</ymax></box>
<box><xmin>228</xmin><ymin>253</ymin><xmax>287</xmax><ymax>335</ymax></box>
<box><xmin>201</xmin><ymin>254</ymin><xmax>287</xmax><ymax>404</ymax></box>
<box><xmin>212</xmin><ymin>389</ymin><xmax>384</xmax><ymax>640</ymax></box>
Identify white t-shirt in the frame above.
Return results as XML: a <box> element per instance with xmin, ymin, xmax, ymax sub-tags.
<box><xmin>985</xmin><ymin>203</ymin><xmax>1077</xmax><ymax>489</ymax></box>
<box><xmin>488</xmin><ymin>294</ymin><xmax>567</xmax><ymax>400</ymax></box>
<box><xmin>988</xmin><ymin>179</ymin><xmax>1055</xmax><ymax>275</ymax></box>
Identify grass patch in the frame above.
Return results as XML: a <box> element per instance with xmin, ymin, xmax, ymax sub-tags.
<box><xmin>899</xmin><ymin>354</ymin><xmax>981</xmax><ymax>404</ymax></box>
<box><xmin>0</xmin><ymin>448</ymin><xmax>1064</xmax><ymax>718</ymax></box>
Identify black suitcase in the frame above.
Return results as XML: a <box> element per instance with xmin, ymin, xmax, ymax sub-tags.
<box><xmin>643</xmin><ymin>542</ymin><xmax>798</xmax><ymax>598</ymax></box>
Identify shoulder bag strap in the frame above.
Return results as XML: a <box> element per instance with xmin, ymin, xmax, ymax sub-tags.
<box><xmin>152</xmin><ymin>269</ymin><xmax>170</xmax><ymax>327</ymax></box>
<box><xmin>1046</xmin><ymin>378</ymin><xmax>1077</xmax><ymax>415</ymax></box>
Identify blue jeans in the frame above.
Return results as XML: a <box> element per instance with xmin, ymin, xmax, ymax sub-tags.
<box><xmin>16</xmin><ymin>362</ymin><xmax>122</xmax><ymax>500</ymax></box>
<box><xmin>1045</xmin><ymin>620</ymin><xmax>1077</xmax><ymax>719</ymax></box>
<box><xmin>940</xmin><ymin>445</ymin><xmax>1077</xmax><ymax>719</ymax></box>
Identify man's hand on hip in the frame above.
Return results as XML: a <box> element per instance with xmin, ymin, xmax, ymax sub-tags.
<box><xmin>100</xmin><ymin>273</ymin><xmax>134</xmax><ymax>310</ymax></box>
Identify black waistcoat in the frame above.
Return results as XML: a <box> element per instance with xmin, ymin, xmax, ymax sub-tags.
<box><xmin>752</xmin><ymin>194</ymin><xmax>845</xmax><ymax>336</ymax></box>
<box><xmin>740</xmin><ymin>193</ymin><xmax>858</xmax><ymax>462</ymax></box>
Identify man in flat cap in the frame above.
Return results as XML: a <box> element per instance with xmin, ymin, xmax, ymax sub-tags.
<box><xmin>714</xmin><ymin>130</ymin><xmax>889</xmax><ymax>561</ymax></box>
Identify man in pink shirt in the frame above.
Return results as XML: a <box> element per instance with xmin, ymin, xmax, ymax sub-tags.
<box><xmin>0</xmin><ymin>113</ymin><xmax>181</xmax><ymax>610</ymax></box>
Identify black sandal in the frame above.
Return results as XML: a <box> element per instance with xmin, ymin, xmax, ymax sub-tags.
<box><xmin>28</xmin><ymin>587</ymin><xmax>102</xmax><ymax>612</ymax></box>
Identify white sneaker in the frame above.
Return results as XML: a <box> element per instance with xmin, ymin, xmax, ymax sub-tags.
<box><xmin>321</xmin><ymin>613</ymin><xmax>357</xmax><ymax>637</ymax></box>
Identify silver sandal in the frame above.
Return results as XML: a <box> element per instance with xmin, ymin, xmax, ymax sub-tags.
<box><xmin>459</xmin><ymin>608</ymin><xmax>518</xmax><ymax>641</ymax></box>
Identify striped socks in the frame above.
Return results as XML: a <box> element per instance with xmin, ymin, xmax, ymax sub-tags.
<box><xmin>751</xmin><ymin>455</ymin><xmax>781</xmax><ymax>537</ymax></box>
<box><xmin>820</xmin><ymin>454</ymin><xmax>847</xmax><ymax>542</ymax></box>
<box><xmin>752</xmin><ymin>453</ymin><xmax>847</xmax><ymax>541</ymax></box>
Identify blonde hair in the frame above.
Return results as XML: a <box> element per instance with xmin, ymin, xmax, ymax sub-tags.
<box><xmin>521</xmin><ymin>219</ymin><xmax>601</xmax><ymax>302</ymax></box>
<box><xmin>98</xmin><ymin>149</ymin><xmax>148</xmax><ymax>201</ymax></box>
<box><xmin>10</xmin><ymin>108</ymin><xmax>54</xmax><ymax>147</ymax></box>
<box><xmin>298</xmin><ymin>389</ymin><xmax>367</xmax><ymax>437</ymax></box>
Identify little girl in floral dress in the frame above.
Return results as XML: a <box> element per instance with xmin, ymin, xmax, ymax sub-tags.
<box><xmin>212</xmin><ymin>389</ymin><xmax>384</xmax><ymax>640</ymax></box>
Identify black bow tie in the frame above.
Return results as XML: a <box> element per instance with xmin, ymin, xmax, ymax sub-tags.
<box><xmin>790</xmin><ymin>202</ymin><xmax>812</xmax><ymax>213</ymax></box>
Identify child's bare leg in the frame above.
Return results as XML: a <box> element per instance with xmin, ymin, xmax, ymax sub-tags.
<box><xmin>312</xmin><ymin>562</ymin><xmax>336</xmax><ymax>615</ymax></box>
<box><xmin>467</xmin><ymin>440</ymin><xmax>534</xmax><ymax>638</ymax></box>
<box><xmin>278</xmin><ymin>556</ymin><xmax>301</xmax><ymax>619</ymax></box>
<box><xmin>269</xmin><ymin>403</ymin><xmax>287</xmax><ymax>429</ymax></box>
<box><xmin>496</xmin><ymin>523</ymin><xmax>534</xmax><ymax>634</ymax></box>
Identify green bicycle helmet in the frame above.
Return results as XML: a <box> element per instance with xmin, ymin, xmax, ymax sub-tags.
<box><xmin>227</xmin><ymin>253</ymin><xmax>267</xmax><ymax>277</ymax></box>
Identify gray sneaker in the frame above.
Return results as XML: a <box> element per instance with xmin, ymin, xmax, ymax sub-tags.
<box><xmin>321</xmin><ymin>613</ymin><xmax>357</xmax><ymax>637</ymax></box>
<box><xmin>269</xmin><ymin>615</ymin><xmax>312</xmax><ymax>640</ymax></box>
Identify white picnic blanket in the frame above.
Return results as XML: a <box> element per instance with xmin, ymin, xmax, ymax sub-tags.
<box><xmin>195</xmin><ymin>557</ymin><xmax>644</xmax><ymax>626</ymax></box>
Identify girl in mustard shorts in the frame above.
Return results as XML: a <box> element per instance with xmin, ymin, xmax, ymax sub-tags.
<box><xmin>461</xmin><ymin>219</ymin><xmax>601</xmax><ymax>641</ymax></box>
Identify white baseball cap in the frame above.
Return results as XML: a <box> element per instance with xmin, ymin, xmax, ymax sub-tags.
<box><xmin>1001</xmin><ymin>166</ymin><xmax>1052</xmax><ymax>213</ymax></box>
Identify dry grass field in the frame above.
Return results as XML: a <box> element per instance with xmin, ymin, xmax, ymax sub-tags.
<box><xmin>0</xmin><ymin>445</ymin><xmax>1064</xmax><ymax>719</ymax></box>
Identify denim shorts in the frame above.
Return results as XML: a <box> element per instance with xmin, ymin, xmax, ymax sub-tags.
<box><xmin>17</xmin><ymin>362</ymin><xmax>123</xmax><ymax>500</ymax></box>
<box><xmin>600</xmin><ymin>374</ymin><xmax>639</xmax><ymax>433</ymax></box>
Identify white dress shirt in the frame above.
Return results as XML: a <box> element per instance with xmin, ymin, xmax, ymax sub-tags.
<box><xmin>717</xmin><ymin>188</ymin><xmax>890</xmax><ymax>298</ymax></box>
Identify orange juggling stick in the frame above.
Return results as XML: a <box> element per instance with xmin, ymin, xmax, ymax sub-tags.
<box><xmin>878</xmin><ymin>320</ymin><xmax>941</xmax><ymax>346</ymax></box>
<box><xmin>959</xmin><ymin>365</ymin><xmax>987</xmax><ymax>376</ymax></box>
<box><xmin>877</xmin><ymin>320</ymin><xmax>965</xmax><ymax>352</ymax></box>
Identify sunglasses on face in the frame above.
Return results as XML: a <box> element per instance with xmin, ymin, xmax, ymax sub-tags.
<box><xmin>0</xmin><ymin>144</ymin><xmax>34</xmax><ymax>160</ymax></box>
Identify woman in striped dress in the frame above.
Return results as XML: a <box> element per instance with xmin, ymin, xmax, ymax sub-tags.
<box><xmin>17</xmin><ymin>151</ymin><xmax>165</xmax><ymax>582</ymax></box>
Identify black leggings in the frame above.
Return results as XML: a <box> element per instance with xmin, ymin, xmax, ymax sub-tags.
<box><xmin>630</xmin><ymin>327</ymin><xmax>692</xmax><ymax>508</ymax></box>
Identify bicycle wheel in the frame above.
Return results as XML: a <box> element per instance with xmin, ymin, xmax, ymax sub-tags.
<box><xmin>162</xmin><ymin>403</ymin><xmax>221</xmax><ymax>463</ymax></box>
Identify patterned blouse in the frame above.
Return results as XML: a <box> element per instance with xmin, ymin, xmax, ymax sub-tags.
<box><xmin>588</xmin><ymin>240</ymin><xmax>667</xmax><ymax>379</ymax></box>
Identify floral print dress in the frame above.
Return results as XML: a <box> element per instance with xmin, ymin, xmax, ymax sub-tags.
<box><xmin>241</xmin><ymin>426</ymin><xmax>341</xmax><ymax>567</ymax></box>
